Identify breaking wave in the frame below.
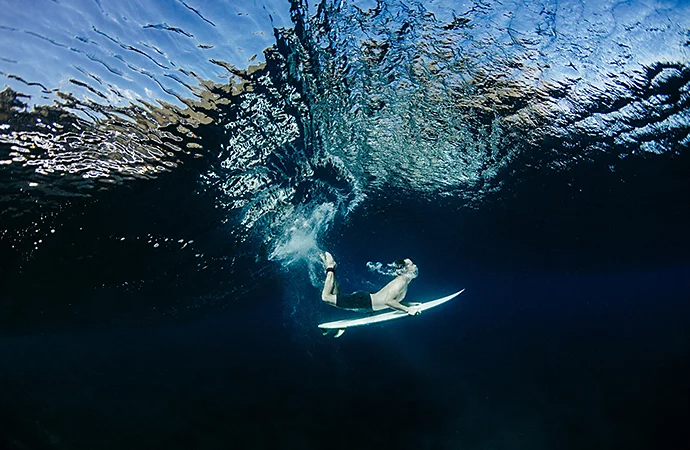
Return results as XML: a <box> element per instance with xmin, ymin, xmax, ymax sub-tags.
<box><xmin>0</xmin><ymin>0</ymin><xmax>688</xmax><ymax>328</ymax></box>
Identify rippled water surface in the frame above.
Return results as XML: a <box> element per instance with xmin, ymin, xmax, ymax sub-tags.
<box><xmin>3</xmin><ymin>0</ymin><xmax>687</xmax><ymax>229</ymax></box>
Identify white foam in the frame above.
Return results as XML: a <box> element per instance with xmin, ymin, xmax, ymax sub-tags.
<box><xmin>268</xmin><ymin>203</ymin><xmax>336</xmax><ymax>287</ymax></box>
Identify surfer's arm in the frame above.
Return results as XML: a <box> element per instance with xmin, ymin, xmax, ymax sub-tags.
<box><xmin>385</xmin><ymin>300</ymin><xmax>409</xmax><ymax>313</ymax></box>
<box><xmin>386</xmin><ymin>301</ymin><xmax>419</xmax><ymax>315</ymax></box>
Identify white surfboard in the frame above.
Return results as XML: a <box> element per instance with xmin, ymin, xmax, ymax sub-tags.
<box><xmin>318</xmin><ymin>289</ymin><xmax>465</xmax><ymax>338</ymax></box>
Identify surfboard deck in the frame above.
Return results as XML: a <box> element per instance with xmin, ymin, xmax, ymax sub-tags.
<box><xmin>318</xmin><ymin>289</ymin><xmax>465</xmax><ymax>338</ymax></box>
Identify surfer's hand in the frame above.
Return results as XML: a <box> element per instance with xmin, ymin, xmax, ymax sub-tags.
<box><xmin>408</xmin><ymin>306</ymin><xmax>421</xmax><ymax>316</ymax></box>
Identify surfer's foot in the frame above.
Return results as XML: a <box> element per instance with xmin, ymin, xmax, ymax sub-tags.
<box><xmin>320</xmin><ymin>251</ymin><xmax>337</xmax><ymax>269</ymax></box>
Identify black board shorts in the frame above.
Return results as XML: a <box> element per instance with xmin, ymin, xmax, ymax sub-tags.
<box><xmin>336</xmin><ymin>291</ymin><xmax>373</xmax><ymax>312</ymax></box>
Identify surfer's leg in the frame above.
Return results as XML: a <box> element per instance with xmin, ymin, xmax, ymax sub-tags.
<box><xmin>321</xmin><ymin>271</ymin><xmax>337</xmax><ymax>305</ymax></box>
<box><xmin>332</xmin><ymin>275</ymin><xmax>340</xmax><ymax>295</ymax></box>
<box><xmin>320</xmin><ymin>252</ymin><xmax>338</xmax><ymax>305</ymax></box>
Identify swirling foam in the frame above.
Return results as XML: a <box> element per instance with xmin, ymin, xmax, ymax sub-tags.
<box><xmin>268</xmin><ymin>203</ymin><xmax>337</xmax><ymax>287</ymax></box>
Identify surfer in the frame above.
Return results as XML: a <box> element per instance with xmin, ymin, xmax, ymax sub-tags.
<box><xmin>320</xmin><ymin>252</ymin><xmax>421</xmax><ymax>315</ymax></box>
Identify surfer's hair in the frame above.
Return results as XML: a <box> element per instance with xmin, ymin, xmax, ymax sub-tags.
<box><xmin>366</xmin><ymin>259</ymin><xmax>410</xmax><ymax>277</ymax></box>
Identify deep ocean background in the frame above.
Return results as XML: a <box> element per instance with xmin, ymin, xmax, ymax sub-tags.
<box><xmin>1</xmin><ymin>151</ymin><xmax>689</xmax><ymax>449</ymax></box>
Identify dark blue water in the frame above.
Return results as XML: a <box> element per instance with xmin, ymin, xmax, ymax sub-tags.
<box><xmin>1</xmin><ymin>0</ymin><xmax>689</xmax><ymax>448</ymax></box>
<box><xmin>1</xmin><ymin>266</ymin><xmax>688</xmax><ymax>449</ymax></box>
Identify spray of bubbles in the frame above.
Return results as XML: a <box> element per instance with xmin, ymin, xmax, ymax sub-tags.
<box><xmin>268</xmin><ymin>203</ymin><xmax>336</xmax><ymax>287</ymax></box>
<box><xmin>366</xmin><ymin>260</ymin><xmax>407</xmax><ymax>277</ymax></box>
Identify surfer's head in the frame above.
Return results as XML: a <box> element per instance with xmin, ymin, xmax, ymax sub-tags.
<box><xmin>366</xmin><ymin>258</ymin><xmax>418</xmax><ymax>278</ymax></box>
<box><xmin>394</xmin><ymin>258</ymin><xmax>418</xmax><ymax>279</ymax></box>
